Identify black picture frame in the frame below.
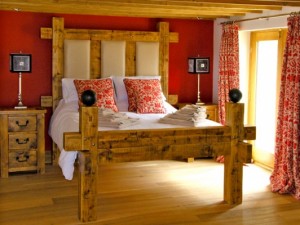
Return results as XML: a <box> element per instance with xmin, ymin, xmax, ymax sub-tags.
<box><xmin>195</xmin><ymin>58</ymin><xmax>209</xmax><ymax>73</ymax></box>
<box><xmin>10</xmin><ymin>54</ymin><xmax>32</xmax><ymax>73</ymax></box>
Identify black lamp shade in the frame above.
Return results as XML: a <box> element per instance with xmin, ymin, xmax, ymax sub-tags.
<box><xmin>10</xmin><ymin>54</ymin><xmax>32</xmax><ymax>73</ymax></box>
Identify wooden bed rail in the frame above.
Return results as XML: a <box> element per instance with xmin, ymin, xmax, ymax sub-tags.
<box><xmin>63</xmin><ymin>102</ymin><xmax>255</xmax><ymax>222</ymax></box>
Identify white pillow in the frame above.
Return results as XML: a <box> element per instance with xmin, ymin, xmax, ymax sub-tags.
<box><xmin>112</xmin><ymin>75</ymin><xmax>165</xmax><ymax>103</ymax></box>
<box><xmin>111</xmin><ymin>76</ymin><xmax>127</xmax><ymax>102</ymax></box>
<box><xmin>164</xmin><ymin>101</ymin><xmax>177</xmax><ymax>114</ymax></box>
<box><xmin>62</xmin><ymin>78</ymin><xmax>78</xmax><ymax>103</ymax></box>
<box><xmin>115</xmin><ymin>99</ymin><xmax>129</xmax><ymax>112</ymax></box>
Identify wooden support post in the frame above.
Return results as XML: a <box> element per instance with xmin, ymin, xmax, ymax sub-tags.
<box><xmin>224</xmin><ymin>102</ymin><xmax>245</xmax><ymax>204</ymax></box>
<box><xmin>78</xmin><ymin>106</ymin><xmax>98</xmax><ymax>222</ymax></box>
<box><xmin>52</xmin><ymin>17</ymin><xmax>64</xmax><ymax>165</ymax></box>
<box><xmin>52</xmin><ymin>17</ymin><xmax>64</xmax><ymax>110</ymax></box>
<box><xmin>158</xmin><ymin>22</ymin><xmax>169</xmax><ymax>98</ymax></box>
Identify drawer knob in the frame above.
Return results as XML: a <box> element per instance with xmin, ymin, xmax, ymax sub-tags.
<box><xmin>16</xmin><ymin>138</ymin><xmax>29</xmax><ymax>145</ymax></box>
<box><xmin>16</xmin><ymin>120</ymin><xmax>29</xmax><ymax>128</ymax></box>
<box><xmin>16</xmin><ymin>152</ymin><xmax>30</xmax><ymax>162</ymax></box>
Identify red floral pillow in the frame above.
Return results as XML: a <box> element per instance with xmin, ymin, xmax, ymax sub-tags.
<box><xmin>123</xmin><ymin>79</ymin><xmax>165</xmax><ymax>113</ymax></box>
<box><xmin>74</xmin><ymin>78</ymin><xmax>118</xmax><ymax>112</ymax></box>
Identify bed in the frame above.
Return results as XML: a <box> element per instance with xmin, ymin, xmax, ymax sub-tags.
<box><xmin>49</xmin><ymin>77</ymin><xmax>222</xmax><ymax>180</ymax></box>
<box><xmin>41</xmin><ymin>17</ymin><xmax>256</xmax><ymax>222</ymax></box>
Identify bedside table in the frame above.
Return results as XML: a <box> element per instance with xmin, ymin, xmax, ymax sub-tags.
<box><xmin>176</xmin><ymin>103</ymin><xmax>218</xmax><ymax>122</ymax></box>
<box><xmin>203</xmin><ymin>104</ymin><xmax>218</xmax><ymax>122</ymax></box>
<box><xmin>0</xmin><ymin>108</ymin><xmax>47</xmax><ymax>178</ymax></box>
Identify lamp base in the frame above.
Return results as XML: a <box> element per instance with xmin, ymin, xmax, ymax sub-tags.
<box><xmin>15</xmin><ymin>72</ymin><xmax>27</xmax><ymax>109</ymax></box>
<box><xmin>15</xmin><ymin>105</ymin><xmax>27</xmax><ymax>109</ymax></box>
<box><xmin>196</xmin><ymin>101</ymin><xmax>204</xmax><ymax>106</ymax></box>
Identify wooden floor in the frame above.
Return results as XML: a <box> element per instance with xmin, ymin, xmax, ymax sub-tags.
<box><xmin>1</xmin><ymin>159</ymin><xmax>300</xmax><ymax>225</ymax></box>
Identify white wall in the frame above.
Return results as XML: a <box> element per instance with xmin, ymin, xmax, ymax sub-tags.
<box><xmin>212</xmin><ymin>7</ymin><xmax>300</xmax><ymax>104</ymax></box>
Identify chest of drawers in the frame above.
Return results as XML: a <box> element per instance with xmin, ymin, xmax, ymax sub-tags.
<box><xmin>0</xmin><ymin>108</ymin><xmax>46</xmax><ymax>178</ymax></box>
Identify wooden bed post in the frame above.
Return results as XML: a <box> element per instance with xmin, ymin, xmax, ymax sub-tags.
<box><xmin>158</xmin><ymin>22</ymin><xmax>169</xmax><ymax>99</ymax></box>
<box><xmin>77</xmin><ymin>106</ymin><xmax>98</xmax><ymax>222</ymax></box>
<box><xmin>224</xmin><ymin>102</ymin><xmax>248</xmax><ymax>204</ymax></box>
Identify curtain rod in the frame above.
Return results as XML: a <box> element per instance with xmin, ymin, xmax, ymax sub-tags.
<box><xmin>220</xmin><ymin>11</ymin><xmax>300</xmax><ymax>25</ymax></box>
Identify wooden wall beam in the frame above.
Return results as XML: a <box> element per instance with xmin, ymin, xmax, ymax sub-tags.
<box><xmin>41</xmin><ymin>28</ymin><xmax>179</xmax><ymax>43</ymax></box>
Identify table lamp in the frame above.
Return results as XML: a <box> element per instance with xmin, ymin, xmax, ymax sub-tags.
<box><xmin>188</xmin><ymin>57</ymin><xmax>210</xmax><ymax>105</ymax></box>
<box><xmin>10</xmin><ymin>53</ymin><xmax>32</xmax><ymax>109</ymax></box>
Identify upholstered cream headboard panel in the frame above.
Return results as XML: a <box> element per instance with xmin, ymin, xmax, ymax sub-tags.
<box><xmin>136</xmin><ymin>42</ymin><xmax>159</xmax><ymax>76</ymax></box>
<box><xmin>101</xmin><ymin>41</ymin><xmax>126</xmax><ymax>77</ymax></box>
<box><xmin>64</xmin><ymin>40</ymin><xmax>159</xmax><ymax>79</ymax></box>
<box><xmin>64</xmin><ymin>40</ymin><xmax>90</xmax><ymax>79</ymax></box>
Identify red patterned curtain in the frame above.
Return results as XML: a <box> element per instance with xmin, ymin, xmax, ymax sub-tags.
<box><xmin>218</xmin><ymin>23</ymin><xmax>240</xmax><ymax>125</ymax></box>
<box><xmin>270</xmin><ymin>15</ymin><xmax>300</xmax><ymax>199</ymax></box>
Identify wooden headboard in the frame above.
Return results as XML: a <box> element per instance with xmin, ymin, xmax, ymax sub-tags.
<box><xmin>40</xmin><ymin>17</ymin><xmax>179</xmax><ymax>110</ymax></box>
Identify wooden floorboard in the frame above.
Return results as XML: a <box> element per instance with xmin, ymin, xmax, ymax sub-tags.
<box><xmin>0</xmin><ymin>159</ymin><xmax>299</xmax><ymax>225</ymax></box>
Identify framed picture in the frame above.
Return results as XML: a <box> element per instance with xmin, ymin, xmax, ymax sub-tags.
<box><xmin>196</xmin><ymin>58</ymin><xmax>209</xmax><ymax>73</ymax></box>
<box><xmin>10</xmin><ymin>54</ymin><xmax>32</xmax><ymax>73</ymax></box>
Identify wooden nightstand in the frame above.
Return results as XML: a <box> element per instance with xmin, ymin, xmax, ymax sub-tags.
<box><xmin>204</xmin><ymin>104</ymin><xmax>218</xmax><ymax>122</ymax></box>
<box><xmin>0</xmin><ymin>108</ymin><xmax>46</xmax><ymax>178</ymax></box>
<box><xmin>176</xmin><ymin>103</ymin><xmax>218</xmax><ymax>122</ymax></box>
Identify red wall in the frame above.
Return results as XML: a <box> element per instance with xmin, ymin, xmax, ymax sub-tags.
<box><xmin>0</xmin><ymin>11</ymin><xmax>214</xmax><ymax>152</ymax></box>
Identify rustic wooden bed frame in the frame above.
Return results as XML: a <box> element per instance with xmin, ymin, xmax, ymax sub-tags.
<box><xmin>41</xmin><ymin>17</ymin><xmax>256</xmax><ymax>222</ymax></box>
<box><xmin>63</xmin><ymin>103</ymin><xmax>255</xmax><ymax>222</ymax></box>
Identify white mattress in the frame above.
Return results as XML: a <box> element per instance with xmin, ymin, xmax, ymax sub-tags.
<box><xmin>49</xmin><ymin>100</ymin><xmax>221</xmax><ymax>180</ymax></box>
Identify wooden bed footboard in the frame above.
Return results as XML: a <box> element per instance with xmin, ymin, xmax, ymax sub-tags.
<box><xmin>63</xmin><ymin>102</ymin><xmax>255</xmax><ymax>222</ymax></box>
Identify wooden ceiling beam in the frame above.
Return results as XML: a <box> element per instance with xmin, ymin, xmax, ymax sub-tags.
<box><xmin>0</xmin><ymin>0</ymin><xmax>299</xmax><ymax>20</ymax></box>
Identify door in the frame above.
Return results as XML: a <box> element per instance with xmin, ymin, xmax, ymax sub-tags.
<box><xmin>248</xmin><ymin>29</ymin><xmax>286</xmax><ymax>168</ymax></box>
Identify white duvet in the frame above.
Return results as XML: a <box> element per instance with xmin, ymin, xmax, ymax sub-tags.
<box><xmin>49</xmin><ymin>100</ymin><xmax>221</xmax><ymax>180</ymax></box>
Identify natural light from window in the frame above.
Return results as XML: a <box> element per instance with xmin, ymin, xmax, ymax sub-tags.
<box><xmin>255</xmin><ymin>40</ymin><xmax>278</xmax><ymax>153</ymax></box>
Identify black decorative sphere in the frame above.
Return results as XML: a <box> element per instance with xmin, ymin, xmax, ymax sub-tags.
<box><xmin>229</xmin><ymin>88</ymin><xmax>242</xmax><ymax>103</ymax></box>
<box><xmin>81</xmin><ymin>90</ymin><xmax>96</xmax><ymax>106</ymax></box>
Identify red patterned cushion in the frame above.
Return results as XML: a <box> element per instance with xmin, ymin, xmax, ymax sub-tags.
<box><xmin>74</xmin><ymin>78</ymin><xmax>118</xmax><ymax>112</ymax></box>
<box><xmin>124</xmin><ymin>79</ymin><xmax>165</xmax><ymax>113</ymax></box>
